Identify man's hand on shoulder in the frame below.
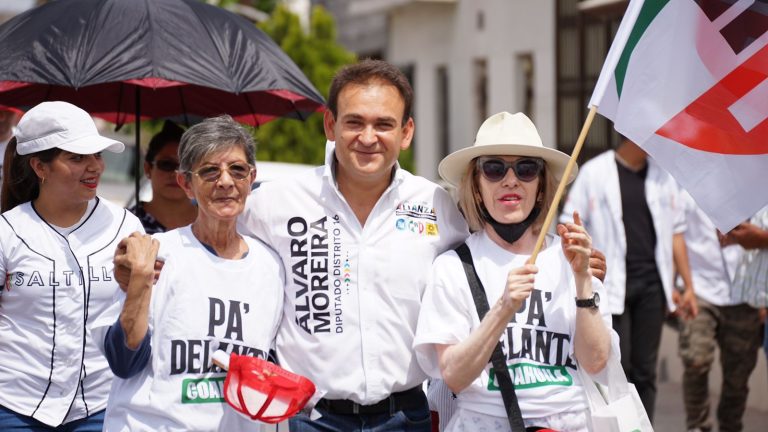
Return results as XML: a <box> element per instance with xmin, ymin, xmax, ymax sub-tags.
<box><xmin>589</xmin><ymin>248</ymin><xmax>607</xmax><ymax>283</ymax></box>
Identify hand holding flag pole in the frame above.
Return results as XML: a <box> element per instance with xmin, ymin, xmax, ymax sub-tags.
<box><xmin>528</xmin><ymin>106</ymin><xmax>597</xmax><ymax>264</ymax></box>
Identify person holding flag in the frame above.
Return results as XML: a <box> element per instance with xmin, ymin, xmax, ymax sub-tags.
<box><xmin>415</xmin><ymin>111</ymin><xmax>614</xmax><ymax>431</ymax></box>
<box><xmin>562</xmin><ymin>0</ymin><xmax>768</xmax><ymax>421</ymax></box>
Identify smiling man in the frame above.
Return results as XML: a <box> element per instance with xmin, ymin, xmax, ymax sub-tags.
<box><xmin>239</xmin><ymin>59</ymin><xmax>470</xmax><ymax>431</ymax></box>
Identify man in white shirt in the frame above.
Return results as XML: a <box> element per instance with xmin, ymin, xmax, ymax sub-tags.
<box><xmin>561</xmin><ymin>138</ymin><xmax>695</xmax><ymax>422</ymax></box>
<box><xmin>677</xmin><ymin>193</ymin><xmax>761</xmax><ymax>432</ymax></box>
<box><xmin>239</xmin><ymin>59</ymin><xmax>470</xmax><ymax>431</ymax></box>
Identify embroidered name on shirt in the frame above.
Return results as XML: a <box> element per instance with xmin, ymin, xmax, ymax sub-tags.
<box><xmin>288</xmin><ymin>216</ymin><xmax>334</xmax><ymax>334</ymax></box>
<box><xmin>330</xmin><ymin>215</ymin><xmax>346</xmax><ymax>334</ymax></box>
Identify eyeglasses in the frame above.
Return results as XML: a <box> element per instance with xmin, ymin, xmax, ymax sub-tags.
<box><xmin>188</xmin><ymin>162</ymin><xmax>255</xmax><ymax>182</ymax></box>
<box><xmin>476</xmin><ymin>157</ymin><xmax>544</xmax><ymax>183</ymax></box>
<box><xmin>151</xmin><ymin>159</ymin><xmax>179</xmax><ymax>172</ymax></box>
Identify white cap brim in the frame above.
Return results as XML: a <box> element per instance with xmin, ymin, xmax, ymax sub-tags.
<box><xmin>55</xmin><ymin>135</ymin><xmax>124</xmax><ymax>155</ymax></box>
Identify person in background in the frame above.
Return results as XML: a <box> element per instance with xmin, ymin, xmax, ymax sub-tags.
<box><xmin>677</xmin><ymin>192</ymin><xmax>760</xmax><ymax>432</ymax></box>
<box><xmin>415</xmin><ymin>111</ymin><xmax>613</xmax><ymax>431</ymax></box>
<box><xmin>129</xmin><ymin>120</ymin><xmax>196</xmax><ymax>234</ymax></box>
<box><xmin>728</xmin><ymin>206</ymin><xmax>768</xmax><ymax>376</ymax></box>
<box><xmin>561</xmin><ymin>137</ymin><xmax>695</xmax><ymax>422</ymax></box>
<box><xmin>0</xmin><ymin>101</ymin><xmax>142</xmax><ymax>430</ymax></box>
<box><xmin>99</xmin><ymin>115</ymin><xmax>284</xmax><ymax>431</ymax></box>
<box><xmin>0</xmin><ymin>107</ymin><xmax>20</xmax><ymax>193</ymax></box>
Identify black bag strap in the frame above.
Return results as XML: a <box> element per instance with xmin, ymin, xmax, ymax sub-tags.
<box><xmin>455</xmin><ymin>243</ymin><xmax>527</xmax><ymax>432</ymax></box>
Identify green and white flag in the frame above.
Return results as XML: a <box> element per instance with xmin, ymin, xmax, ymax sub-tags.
<box><xmin>591</xmin><ymin>0</ymin><xmax>768</xmax><ymax>232</ymax></box>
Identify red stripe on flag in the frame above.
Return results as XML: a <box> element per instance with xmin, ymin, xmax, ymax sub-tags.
<box><xmin>656</xmin><ymin>42</ymin><xmax>768</xmax><ymax>155</ymax></box>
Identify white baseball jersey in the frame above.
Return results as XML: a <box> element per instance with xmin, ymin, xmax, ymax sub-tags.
<box><xmin>101</xmin><ymin>226</ymin><xmax>284</xmax><ymax>432</ymax></box>
<box><xmin>238</xmin><ymin>153</ymin><xmax>469</xmax><ymax>405</ymax></box>
<box><xmin>0</xmin><ymin>198</ymin><xmax>143</xmax><ymax>427</ymax></box>
<box><xmin>414</xmin><ymin>231</ymin><xmax>615</xmax><ymax>422</ymax></box>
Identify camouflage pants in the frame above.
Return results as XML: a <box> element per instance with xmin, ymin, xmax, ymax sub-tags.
<box><xmin>678</xmin><ymin>297</ymin><xmax>761</xmax><ymax>432</ymax></box>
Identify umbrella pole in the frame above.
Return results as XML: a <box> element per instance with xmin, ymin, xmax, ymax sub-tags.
<box><xmin>135</xmin><ymin>86</ymin><xmax>141</xmax><ymax>210</ymax></box>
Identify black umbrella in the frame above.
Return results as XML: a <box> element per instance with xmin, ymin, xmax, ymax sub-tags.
<box><xmin>0</xmin><ymin>0</ymin><xmax>325</xmax><ymax>200</ymax></box>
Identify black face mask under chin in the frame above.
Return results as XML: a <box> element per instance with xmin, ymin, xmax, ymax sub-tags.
<box><xmin>482</xmin><ymin>206</ymin><xmax>541</xmax><ymax>244</ymax></box>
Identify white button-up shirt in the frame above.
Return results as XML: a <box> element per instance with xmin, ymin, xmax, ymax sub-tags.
<box><xmin>733</xmin><ymin>206</ymin><xmax>768</xmax><ymax>308</ymax></box>
<box><xmin>680</xmin><ymin>191</ymin><xmax>743</xmax><ymax>306</ymax></box>
<box><xmin>239</xmin><ymin>151</ymin><xmax>468</xmax><ymax>404</ymax></box>
<box><xmin>561</xmin><ymin>151</ymin><xmax>686</xmax><ymax>315</ymax></box>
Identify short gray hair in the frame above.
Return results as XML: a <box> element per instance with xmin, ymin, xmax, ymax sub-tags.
<box><xmin>178</xmin><ymin>115</ymin><xmax>255</xmax><ymax>173</ymax></box>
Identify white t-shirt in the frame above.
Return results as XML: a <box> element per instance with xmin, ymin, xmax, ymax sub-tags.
<box><xmin>101</xmin><ymin>226</ymin><xmax>284</xmax><ymax>432</ymax></box>
<box><xmin>414</xmin><ymin>230</ymin><xmax>614</xmax><ymax>421</ymax></box>
<box><xmin>0</xmin><ymin>198</ymin><xmax>143</xmax><ymax>427</ymax></box>
<box><xmin>238</xmin><ymin>156</ymin><xmax>469</xmax><ymax>404</ymax></box>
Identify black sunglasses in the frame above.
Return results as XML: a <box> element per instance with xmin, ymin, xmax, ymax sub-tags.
<box><xmin>476</xmin><ymin>157</ymin><xmax>544</xmax><ymax>183</ymax></box>
<box><xmin>151</xmin><ymin>159</ymin><xmax>179</xmax><ymax>173</ymax></box>
<box><xmin>188</xmin><ymin>162</ymin><xmax>255</xmax><ymax>182</ymax></box>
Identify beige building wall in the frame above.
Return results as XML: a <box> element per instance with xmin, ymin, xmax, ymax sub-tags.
<box><xmin>385</xmin><ymin>0</ymin><xmax>556</xmax><ymax>181</ymax></box>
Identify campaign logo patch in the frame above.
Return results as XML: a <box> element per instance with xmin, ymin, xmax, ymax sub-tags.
<box><xmin>395</xmin><ymin>218</ymin><xmax>439</xmax><ymax>236</ymax></box>
<box><xmin>395</xmin><ymin>201</ymin><xmax>437</xmax><ymax>221</ymax></box>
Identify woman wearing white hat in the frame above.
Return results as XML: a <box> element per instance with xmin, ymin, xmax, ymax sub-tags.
<box><xmin>414</xmin><ymin>112</ymin><xmax>615</xmax><ymax>431</ymax></box>
<box><xmin>0</xmin><ymin>101</ymin><xmax>144</xmax><ymax>430</ymax></box>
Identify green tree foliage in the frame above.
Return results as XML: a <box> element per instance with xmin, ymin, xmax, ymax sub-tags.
<box><xmin>215</xmin><ymin>0</ymin><xmax>277</xmax><ymax>14</ymax></box>
<box><xmin>255</xmin><ymin>5</ymin><xmax>355</xmax><ymax>165</ymax></box>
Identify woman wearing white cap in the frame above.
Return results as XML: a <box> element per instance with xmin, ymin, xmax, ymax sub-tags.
<box><xmin>414</xmin><ymin>112</ymin><xmax>615</xmax><ymax>431</ymax></box>
<box><xmin>0</xmin><ymin>101</ymin><xmax>144</xmax><ymax>430</ymax></box>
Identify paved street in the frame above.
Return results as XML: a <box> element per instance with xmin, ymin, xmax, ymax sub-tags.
<box><xmin>652</xmin><ymin>324</ymin><xmax>768</xmax><ymax>431</ymax></box>
<box><xmin>655</xmin><ymin>380</ymin><xmax>768</xmax><ymax>431</ymax></box>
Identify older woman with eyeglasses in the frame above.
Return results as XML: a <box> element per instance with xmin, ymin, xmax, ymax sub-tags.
<box><xmin>414</xmin><ymin>112</ymin><xmax>615</xmax><ymax>431</ymax></box>
<box><xmin>97</xmin><ymin>115</ymin><xmax>284</xmax><ymax>431</ymax></box>
<box><xmin>129</xmin><ymin>121</ymin><xmax>197</xmax><ymax>234</ymax></box>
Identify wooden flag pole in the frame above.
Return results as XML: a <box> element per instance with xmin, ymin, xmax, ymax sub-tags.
<box><xmin>528</xmin><ymin>105</ymin><xmax>598</xmax><ymax>264</ymax></box>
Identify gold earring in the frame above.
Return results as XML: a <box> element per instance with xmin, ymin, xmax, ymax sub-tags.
<box><xmin>41</xmin><ymin>177</ymin><xmax>46</xmax><ymax>185</ymax></box>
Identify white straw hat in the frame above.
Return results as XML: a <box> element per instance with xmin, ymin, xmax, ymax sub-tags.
<box><xmin>15</xmin><ymin>101</ymin><xmax>124</xmax><ymax>155</ymax></box>
<box><xmin>438</xmin><ymin>111</ymin><xmax>576</xmax><ymax>187</ymax></box>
